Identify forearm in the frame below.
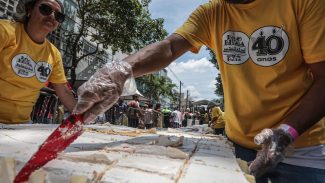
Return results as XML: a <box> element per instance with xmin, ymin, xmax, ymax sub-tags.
<box><xmin>52</xmin><ymin>83</ymin><xmax>76</xmax><ymax>113</ymax></box>
<box><xmin>124</xmin><ymin>34</ymin><xmax>192</xmax><ymax>77</ymax></box>
<box><xmin>211</xmin><ymin>117</ymin><xmax>218</xmax><ymax>122</ymax></box>
<box><xmin>284</xmin><ymin>77</ymin><xmax>325</xmax><ymax>134</ymax></box>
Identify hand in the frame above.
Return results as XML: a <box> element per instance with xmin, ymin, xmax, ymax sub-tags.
<box><xmin>73</xmin><ymin>61</ymin><xmax>132</xmax><ymax>123</ymax></box>
<box><xmin>248</xmin><ymin>128</ymin><xmax>293</xmax><ymax>178</ymax></box>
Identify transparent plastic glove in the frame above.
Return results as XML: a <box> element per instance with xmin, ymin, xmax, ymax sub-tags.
<box><xmin>73</xmin><ymin>61</ymin><xmax>134</xmax><ymax>123</ymax></box>
<box><xmin>248</xmin><ymin>128</ymin><xmax>293</xmax><ymax>178</ymax></box>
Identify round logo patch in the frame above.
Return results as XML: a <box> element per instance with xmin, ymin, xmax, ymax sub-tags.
<box><xmin>222</xmin><ymin>31</ymin><xmax>250</xmax><ymax>65</ymax></box>
<box><xmin>12</xmin><ymin>54</ymin><xmax>36</xmax><ymax>78</ymax></box>
<box><xmin>35</xmin><ymin>62</ymin><xmax>52</xmax><ymax>83</ymax></box>
<box><xmin>248</xmin><ymin>26</ymin><xmax>289</xmax><ymax>67</ymax></box>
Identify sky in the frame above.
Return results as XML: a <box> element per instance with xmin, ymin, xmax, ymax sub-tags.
<box><xmin>148</xmin><ymin>0</ymin><xmax>219</xmax><ymax>101</ymax></box>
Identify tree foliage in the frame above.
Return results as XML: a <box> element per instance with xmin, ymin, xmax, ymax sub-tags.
<box><xmin>136</xmin><ymin>74</ymin><xmax>177</xmax><ymax>103</ymax></box>
<box><xmin>207</xmin><ymin>48</ymin><xmax>224</xmax><ymax>107</ymax></box>
<box><xmin>63</xmin><ymin>0</ymin><xmax>167</xmax><ymax>85</ymax></box>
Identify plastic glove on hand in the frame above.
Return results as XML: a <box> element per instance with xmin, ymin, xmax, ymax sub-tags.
<box><xmin>73</xmin><ymin>61</ymin><xmax>132</xmax><ymax>123</ymax></box>
<box><xmin>248</xmin><ymin>128</ymin><xmax>293</xmax><ymax>178</ymax></box>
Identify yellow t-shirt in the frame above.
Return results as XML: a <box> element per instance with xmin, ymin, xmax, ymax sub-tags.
<box><xmin>0</xmin><ymin>20</ymin><xmax>67</xmax><ymax>123</ymax></box>
<box><xmin>211</xmin><ymin>106</ymin><xmax>225</xmax><ymax>129</ymax></box>
<box><xmin>175</xmin><ymin>0</ymin><xmax>325</xmax><ymax>149</ymax></box>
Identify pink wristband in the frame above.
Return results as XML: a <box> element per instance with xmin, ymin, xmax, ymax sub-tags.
<box><xmin>278</xmin><ymin>124</ymin><xmax>299</xmax><ymax>140</ymax></box>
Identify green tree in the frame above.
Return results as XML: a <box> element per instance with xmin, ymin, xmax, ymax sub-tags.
<box><xmin>63</xmin><ymin>0</ymin><xmax>167</xmax><ymax>85</ymax></box>
<box><xmin>136</xmin><ymin>74</ymin><xmax>177</xmax><ymax>102</ymax></box>
<box><xmin>207</xmin><ymin>48</ymin><xmax>224</xmax><ymax>108</ymax></box>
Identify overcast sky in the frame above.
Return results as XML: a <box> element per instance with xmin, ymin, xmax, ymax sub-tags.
<box><xmin>148</xmin><ymin>0</ymin><xmax>219</xmax><ymax>100</ymax></box>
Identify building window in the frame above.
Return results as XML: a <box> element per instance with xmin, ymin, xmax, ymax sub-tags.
<box><xmin>7</xmin><ymin>6</ymin><xmax>13</xmax><ymax>11</ymax></box>
<box><xmin>0</xmin><ymin>2</ymin><xmax>6</xmax><ymax>8</ymax></box>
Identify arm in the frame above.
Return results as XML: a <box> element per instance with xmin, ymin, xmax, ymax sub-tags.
<box><xmin>52</xmin><ymin>83</ymin><xmax>76</xmax><ymax>113</ymax></box>
<box><xmin>284</xmin><ymin>61</ymin><xmax>325</xmax><ymax>134</ymax></box>
<box><xmin>249</xmin><ymin>61</ymin><xmax>325</xmax><ymax>178</ymax></box>
<box><xmin>124</xmin><ymin>33</ymin><xmax>193</xmax><ymax>77</ymax></box>
<box><xmin>74</xmin><ymin>34</ymin><xmax>193</xmax><ymax>123</ymax></box>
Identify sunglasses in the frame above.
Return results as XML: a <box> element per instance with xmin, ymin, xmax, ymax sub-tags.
<box><xmin>38</xmin><ymin>4</ymin><xmax>65</xmax><ymax>23</ymax></box>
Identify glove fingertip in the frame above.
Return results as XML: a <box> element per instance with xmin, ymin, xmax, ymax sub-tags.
<box><xmin>254</xmin><ymin>134</ymin><xmax>264</xmax><ymax>145</ymax></box>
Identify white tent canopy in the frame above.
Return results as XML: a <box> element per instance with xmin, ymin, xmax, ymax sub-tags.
<box><xmin>121</xmin><ymin>89</ymin><xmax>144</xmax><ymax>97</ymax></box>
<box><xmin>119</xmin><ymin>78</ymin><xmax>150</xmax><ymax>101</ymax></box>
<box><xmin>120</xmin><ymin>89</ymin><xmax>150</xmax><ymax>101</ymax></box>
<box><xmin>192</xmin><ymin>99</ymin><xmax>219</xmax><ymax>107</ymax></box>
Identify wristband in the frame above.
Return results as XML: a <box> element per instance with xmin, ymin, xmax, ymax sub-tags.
<box><xmin>278</xmin><ymin>124</ymin><xmax>299</xmax><ymax>141</ymax></box>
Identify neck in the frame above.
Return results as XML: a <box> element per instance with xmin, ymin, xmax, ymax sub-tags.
<box><xmin>24</xmin><ymin>23</ymin><xmax>48</xmax><ymax>44</ymax></box>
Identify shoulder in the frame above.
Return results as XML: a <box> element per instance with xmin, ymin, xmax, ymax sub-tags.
<box><xmin>45</xmin><ymin>40</ymin><xmax>62</xmax><ymax>59</ymax></box>
<box><xmin>290</xmin><ymin>0</ymin><xmax>325</xmax><ymax>13</ymax></box>
<box><xmin>46</xmin><ymin>41</ymin><xmax>61</xmax><ymax>54</ymax></box>
<box><xmin>0</xmin><ymin>20</ymin><xmax>18</xmax><ymax>37</ymax></box>
<box><xmin>128</xmin><ymin>101</ymin><xmax>137</xmax><ymax>107</ymax></box>
<box><xmin>0</xmin><ymin>19</ymin><xmax>17</xmax><ymax>29</ymax></box>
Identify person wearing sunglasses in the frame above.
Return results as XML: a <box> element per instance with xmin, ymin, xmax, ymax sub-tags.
<box><xmin>0</xmin><ymin>0</ymin><xmax>76</xmax><ymax>124</ymax></box>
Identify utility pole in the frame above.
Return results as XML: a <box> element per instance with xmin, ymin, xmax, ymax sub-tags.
<box><xmin>185</xmin><ymin>90</ymin><xmax>189</xmax><ymax>109</ymax></box>
<box><xmin>178</xmin><ymin>81</ymin><xmax>182</xmax><ymax>110</ymax></box>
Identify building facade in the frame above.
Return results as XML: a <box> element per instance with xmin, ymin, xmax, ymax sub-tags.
<box><xmin>0</xmin><ymin>0</ymin><xmax>17</xmax><ymax>19</ymax></box>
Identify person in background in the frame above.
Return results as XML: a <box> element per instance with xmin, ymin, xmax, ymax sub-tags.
<box><xmin>203</xmin><ymin>109</ymin><xmax>210</xmax><ymax>125</ymax></box>
<box><xmin>0</xmin><ymin>0</ymin><xmax>76</xmax><ymax>124</ymax></box>
<box><xmin>143</xmin><ymin>103</ymin><xmax>154</xmax><ymax>129</ymax></box>
<box><xmin>127</xmin><ymin>95</ymin><xmax>140</xmax><ymax>128</ymax></box>
<box><xmin>119</xmin><ymin>100</ymin><xmax>129</xmax><ymax>127</ymax></box>
<box><xmin>153</xmin><ymin>103</ymin><xmax>163</xmax><ymax>128</ymax></box>
<box><xmin>162</xmin><ymin>107</ymin><xmax>172</xmax><ymax>128</ymax></box>
<box><xmin>170</xmin><ymin>107</ymin><xmax>182</xmax><ymax>128</ymax></box>
<box><xmin>104</xmin><ymin>102</ymin><xmax>117</xmax><ymax>124</ymax></box>
<box><xmin>154</xmin><ymin>103</ymin><xmax>161</xmax><ymax>112</ymax></box>
<box><xmin>114</xmin><ymin>99</ymin><xmax>127</xmax><ymax>125</ymax></box>
<box><xmin>74</xmin><ymin>0</ymin><xmax>325</xmax><ymax>182</ymax></box>
<box><xmin>194</xmin><ymin>111</ymin><xmax>201</xmax><ymax>126</ymax></box>
<box><xmin>182</xmin><ymin>108</ymin><xmax>191</xmax><ymax>127</ymax></box>
<box><xmin>209</xmin><ymin>105</ymin><xmax>225</xmax><ymax>135</ymax></box>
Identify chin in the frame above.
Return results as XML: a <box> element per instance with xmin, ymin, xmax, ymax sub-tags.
<box><xmin>44</xmin><ymin>24</ymin><xmax>57</xmax><ymax>32</ymax></box>
<box><xmin>40</xmin><ymin>27</ymin><xmax>54</xmax><ymax>35</ymax></box>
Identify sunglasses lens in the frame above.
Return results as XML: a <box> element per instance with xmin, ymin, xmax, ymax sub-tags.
<box><xmin>39</xmin><ymin>4</ymin><xmax>53</xmax><ymax>16</ymax></box>
<box><xmin>55</xmin><ymin>12</ymin><xmax>65</xmax><ymax>23</ymax></box>
<box><xmin>39</xmin><ymin>4</ymin><xmax>65</xmax><ymax>23</ymax></box>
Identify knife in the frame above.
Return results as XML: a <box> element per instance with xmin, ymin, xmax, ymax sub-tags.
<box><xmin>14</xmin><ymin>114</ymin><xmax>84</xmax><ymax>183</ymax></box>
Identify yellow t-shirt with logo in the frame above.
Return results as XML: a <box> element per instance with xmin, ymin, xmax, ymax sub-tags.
<box><xmin>0</xmin><ymin>20</ymin><xmax>67</xmax><ymax>123</ymax></box>
<box><xmin>175</xmin><ymin>0</ymin><xmax>325</xmax><ymax>149</ymax></box>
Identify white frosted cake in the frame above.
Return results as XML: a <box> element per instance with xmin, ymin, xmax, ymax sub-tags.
<box><xmin>0</xmin><ymin>124</ymin><xmax>254</xmax><ymax>183</ymax></box>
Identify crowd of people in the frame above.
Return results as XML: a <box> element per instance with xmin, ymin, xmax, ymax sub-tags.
<box><xmin>103</xmin><ymin>96</ymin><xmax>161</xmax><ymax>129</ymax></box>
<box><xmin>100</xmin><ymin>95</ymin><xmax>226</xmax><ymax>132</ymax></box>
<box><xmin>30</xmin><ymin>87</ymin><xmax>227</xmax><ymax>132</ymax></box>
<box><xmin>82</xmin><ymin>93</ymin><xmax>225</xmax><ymax>133</ymax></box>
